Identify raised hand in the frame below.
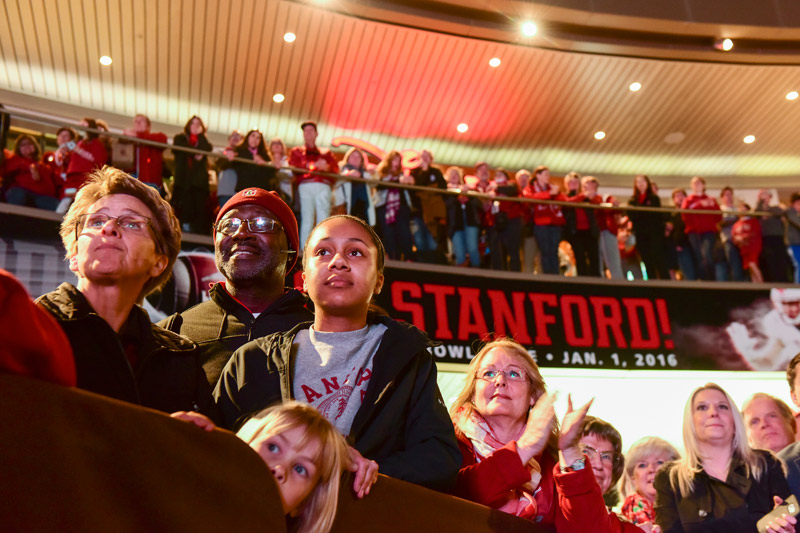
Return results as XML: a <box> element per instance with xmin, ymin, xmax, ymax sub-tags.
<box><xmin>516</xmin><ymin>392</ymin><xmax>556</xmax><ymax>464</ymax></box>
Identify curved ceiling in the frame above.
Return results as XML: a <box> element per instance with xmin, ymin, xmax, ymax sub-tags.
<box><xmin>1</xmin><ymin>0</ymin><xmax>799</xmax><ymax>188</ymax></box>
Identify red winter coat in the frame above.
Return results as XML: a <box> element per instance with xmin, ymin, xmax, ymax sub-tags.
<box><xmin>681</xmin><ymin>194</ymin><xmax>722</xmax><ymax>234</ymax></box>
<box><xmin>130</xmin><ymin>131</ymin><xmax>167</xmax><ymax>186</ymax></box>
<box><xmin>1</xmin><ymin>153</ymin><xmax>59</xmax><ymax>197</ymax></box>
<box><xmin>455</xmin><ymin>431</ymin><xmax>639</xmax><ymax>532</ymax></box>
<box><xmin>523</xmin><ymin>182</ymin><xmax>566</xmax><ymax>226</ymax></box>
<box><xmin>288</xmin><ymin>145</ymin><xmax>339</xmax><ymax>186</ymax></box>
<box><xmin>65</xmin><ymin>138</ymin><xmax>108</xmax><ymax>193</ymax></box>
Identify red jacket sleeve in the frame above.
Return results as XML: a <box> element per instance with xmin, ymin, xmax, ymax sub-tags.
<box><xmin>554</xmin><ymin>457</ymin><xmax>644</xmax><ymax>533</ymax></box>
<box><xmin>454</xmin><ymin>433</ymin><xmax>531</xmax><ymax>507</ymax></box>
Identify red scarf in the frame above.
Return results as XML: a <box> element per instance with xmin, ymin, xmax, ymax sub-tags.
<box><xmin>454</xmin><ymin>408</ymin><xmax>543</xmax><ymax>519</ymax></box>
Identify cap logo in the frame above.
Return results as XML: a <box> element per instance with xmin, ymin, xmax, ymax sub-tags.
<box><xmin>243</xmin><ymin>189</ymin><xmax>258</xmax><ymax>196</ymax></box>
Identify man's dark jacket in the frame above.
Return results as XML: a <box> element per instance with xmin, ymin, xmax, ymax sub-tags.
<box><xmin>158</xmin><ymin>283</ymin><xmax>312</xmax><ymax>387</ymax></box>
<box><xmin>36</xmin><ymin>283</ymin><xmax>218</xmax><ymax>421</ymax></box>
<box><xmin>213</xmin><ymin>314</ymin><xmax>461</xmax><ymax>492</ymax></box>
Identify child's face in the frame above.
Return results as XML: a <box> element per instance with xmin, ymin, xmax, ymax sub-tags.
<box><xmin>303</xmin><ymin>218</ymin><xmax>384</xmax><ymax>317</ymax></box>
<box><xmin>250</xmin><ymin>425</ymin><xmax>322</xmax><ymax>515</ymax></box>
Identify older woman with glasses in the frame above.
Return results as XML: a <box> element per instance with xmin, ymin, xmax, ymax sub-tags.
<box><xmin>655</xmin><ymin>383</ymin><xmax>795</xmax><ymax>533</ymax></box>
<box><xmin>450</xmin><ymin>338</ymin><xmax>642</xmax><ymax>532</ymax></box>
<box><xmin>36</xmin><ymin>167</ymin><xmax>217</xmax><ymax>421</ymax></box>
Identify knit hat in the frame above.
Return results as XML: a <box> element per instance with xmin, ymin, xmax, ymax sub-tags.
<box><xmin>215</xmin><ymin>188</ymin><xmax>299</xmax><ymax>271</ymax></box>
<box><xmin>0</xmin><ymin>269</ymin><xmax>76</xmax><ymax>386</ymax></box>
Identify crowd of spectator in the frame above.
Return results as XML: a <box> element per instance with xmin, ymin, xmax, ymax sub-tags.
<box><xmin>3</xmin><ymin>161</ymin><xmax>800</xmax><ymax>532</ymax></box>
<box><xmin>2</xmin><ymin>113</ymin><xmax>799</xmax><ymax>283</ymax></box>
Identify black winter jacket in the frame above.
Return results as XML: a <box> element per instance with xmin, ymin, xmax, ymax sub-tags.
<box><xmin>654</xmin><ymin>450</ymin><xmax>790</xmax><ymax>533</ymax></box>
<box><xmin>36</xmin><ymin>283</ymin><xmax>218</xmax><ymax>421</ymax></box>
<box><xmin>214</xmin><ymin>314</ymin><xmax>461</xmax><ymax>492</ymax></box>
<box><xmin>158</xmin><ymin>283</ymin><xmax>312</xmax><ymax>387</ymax></box>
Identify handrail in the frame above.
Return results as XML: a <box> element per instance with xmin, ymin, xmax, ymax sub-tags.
<box><xmin>2</xmin><ymin>107</ymin><xmax>778</xmax><ymax>218</ymax></box>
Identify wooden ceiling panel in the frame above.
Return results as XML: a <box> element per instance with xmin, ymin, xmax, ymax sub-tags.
<box><xmin>2</xmin><ymin>0</ymin><xmax>800</xmax><ymax>185</ymax></box>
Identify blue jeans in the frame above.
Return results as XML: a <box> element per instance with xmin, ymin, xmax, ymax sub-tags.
<box><xmin>377</xmin><ymin>204</ymin><xmax>413</xmax><ymax>260</ymax></box>
<box><xmin>451</xmin><ymin>226</ymin><xmax>480</xmax><ymax>266</ymax></box>
<box><xmin>723</xmin><ymin>240</ymin><xmax>746</xmax><ymax>281</ymax></box>
<box><xmin>533</xmin><ymin>225</ymin><xmax>562</xmax><ymax>275</ymax></box>
<box><xmin>790</xmin><ymin>244</ymin><xmax>800</xmax><ymax>283</ymax></box>
<box><xmin>676</xmin><ymin>246</ymin><xmax>697</xmax><ymax>280</ymax></box>
<box><xmin>6</xmin><ymin>187</ymin><xmax>59</xmax><ymax>211</ymax></box>
<box><xmin>688</xmin><ymin>232</ymin><xmax>716</xmax><ymax>281</ymax></box>
<box><xmin>410</xmin><ymin>215</ymin><xmax>438</xmax><ymax>253</ymax></box>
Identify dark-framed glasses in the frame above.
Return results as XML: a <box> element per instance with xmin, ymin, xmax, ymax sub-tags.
<box><xmin>580</xmin><ymin>443</ymin><xmax>616</xmax><ymax>466</ymax></box>
<box><xmin>477</xmin><ymin>368</ymin><xmax>527</xmax><ymax>383</ymax></box>
<box><xmin>77</xmin><ymin>213</ymin><xmax>151</xmax><ymax>235</ymax></box>
<box><xmin>215</xmin><ymin>216</ymin><xmax>283</xmax><ymax>235</ymax></box>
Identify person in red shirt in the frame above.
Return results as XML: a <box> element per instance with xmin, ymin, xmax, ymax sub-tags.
<box><xmin>288</xmin><ymin>121</ymin><xmax>339</xmax><ymax>250</ymax></box>
<box><xmin>122</xmin><ymin>114</ymin><xmax>167</xmax><ymax>191</ymax></box>
<box><xmin>565</xmin><ymin>173</ymin><xmax>601</xmax><ymax>276</ymax></box>
<box><xmin>60</xmin><ymin>118</ymin><xmax>109</xmax><ymax>212</ymax></box>
<box><xmin>487</xmin><ymin>169</ymin><xmax>523</xmax><ymax>271</ymax></box>
<box><xmin>2</xmin><ymin>134</ymin><xmax>60</xmax><ymax>210</ymax></box>
<box><xmin>522</xmin><ymin>166</ymin><xmax>566</xmax><ymax>275</ymax></box>
<box><xmin>450</xmin><ymin>337</ymin><xmax>641</xmax><ymax>532</ymax></box>
<box><xmin>680</xmin><ymin>176</ymin><xmax>722</xmax><ymax>280</ymax></box>
<box><xmin>43</xmin><ymin>126</ymin><xmax>78</xmax><ymax>197</ymax></box>
<box><xmin>731</xmin><ymin>202</ymin><xmax>764</xmax><ymax>282</ymax></box>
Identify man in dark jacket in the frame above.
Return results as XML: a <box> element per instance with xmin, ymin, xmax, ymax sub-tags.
<box><xmin>158</xmin><ymin>188</ymin><xmax>312</xmax><ymax>387</ymax></box>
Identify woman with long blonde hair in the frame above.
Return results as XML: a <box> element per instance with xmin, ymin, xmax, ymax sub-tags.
<box><xmin>654</xmin><ymin>383</ymin><xmax>795</xmax><ymax>532</ymax></box>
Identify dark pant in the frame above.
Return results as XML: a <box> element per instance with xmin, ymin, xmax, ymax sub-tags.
<box><xmin>490</xmin><ymin>217</ymin><xmax>523</xmax><ymax>271</ymax></box>
<box><xmin>569</xmin><ymin>229</ymin><xmax>600</xmax><ymax>277</ymax></box>
<box><xmin>533</xmin><ymin>224</ymin><xmax>563</xmax><ymax>275</ymax></box>
<box><xmin>760</xmin><ymin>235</ymin><xmax>793</xmax><ymax>283</ymax></box>
<box><xmin>688</xmin><ymin>232</ymin><xmax>717</xmax><ymax>281</ymax></box>
<box><xmin>6</xmin><ymin>187</ymin><xmax>59</xmax><ymax>211</ymax></box>
<box><xmin>636</xmin><ymin>232</ymin><xmax>669</xmax><ymax>280</ymax></box>
<box><xmin>377</xmin><ymin>204</ymin><xmax>413</xmax><ymax>260</ymax></box>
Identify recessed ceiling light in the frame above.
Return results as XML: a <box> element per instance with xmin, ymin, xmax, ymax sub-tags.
<box><xmin>99</xmin><ymin>56</ymin><xmax>112</xmax><ymax>66</ymax></box>
<box><xmin>664</xmin><ymin>132</ymin><xmax>686</xmax><ymax>144</ymax></box>
<box><xmin>521</xmin><ymin>21</ymin><xmax>537</xmax><ymax>37</ymax></box>
<box><xmin>284</xmin><ymin>32</ymin><xmax>296</xmax><ymax>43</ymax></box>
<box><xmin>594</xmin><ymin>131</ymin><xmax>606</xmax><ymax>140</ymax></box>
<box><xmin>273</xmin><ymin>93</ymin><xmax>285</xmax><ymax>103</ymax></box>
<box><xmin>714</xmin><ymin>38</ymin><xmax>733</xmax><ymax>51</ymax></box>
<box><xmin>489</xmin><ymin>58</ymin><xmax>501</xmax><ymax>68</ymax></box>
<box><xmin>629</xmin><ymin>82</ymin><xmax>642</xmax><ymax>92</ymax></box>
<box><xmin>743</xmin><ymin>135</ymin><xmax>755</xmax><ymax>144</ymax></box>
<box><xmin>457</xmin><ymin>123</ymin><xmax>469</xmax><ymax>133</ymax></box>
<box><xmin>787</xmin><ymin>91</ymin><xmax>799</xmax><ymax>101</ymax></box>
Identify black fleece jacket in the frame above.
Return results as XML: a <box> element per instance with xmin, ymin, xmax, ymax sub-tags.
<box><xmin>214</xmin><ymin>314</ymin><xmax>461</xmax><ymax>492</ymax></box>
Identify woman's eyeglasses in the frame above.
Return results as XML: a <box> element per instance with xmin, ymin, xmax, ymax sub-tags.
<box><xmin>477</xmin><ymin>368</ymin><xmax>527</xmax><ymax>382</ymax></box>
<box><xmin>580</xmin><ymin>443</ymin><xmax>617</xmax><ymax>466</ymax></box>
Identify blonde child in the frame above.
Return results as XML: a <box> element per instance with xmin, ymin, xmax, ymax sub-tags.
<box><xmin>236</xmin><ymin>401</ymin><xmax>349</xmax><ymax>533</ymax></box>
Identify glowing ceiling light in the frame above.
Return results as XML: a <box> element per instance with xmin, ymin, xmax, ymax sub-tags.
<box><xmin>99</xmin><ymin>56</ymin><xmax>112</xmax><ymax>66</ymax></box>
<box><xmin>457</xmin><ymin>123</ymin><xmax>469</xmax><ymax>133</ymax></box>
<box><xmin>273</xmin><ymin>93</ymin><xmax>285</xmax><ymax>103</ymax></box>
<box><xmin>786</xmin><ymin>91</ymin><xmax>798</xmax><ymax>101</ymax></box>
<box><xmin>743</xmin><ymin>135</ymin><xmax>755</xmax><ymax>144</ymax></box>
<box><xmin>489</xmin><ymin>57</ymin><xmax>501</xmax><ymax>68</ymax></box>
<box><xmin>284</xmin><ymin>32</ymin><xmax>296</xmax><ymax>43</ymax></box>
<box><xmin>714</xmin><ymin>38</ymin><xmax>733</xmax><ymax>51</ymax></box>
<box><xmin>521</xmin><ymin>21</ymin><xmax>537</xmax><ymax>37</ymax></box>
<box><xmin>629</xmin><ymin>82</ymin><xmax>642</xmax><ymax>92</ymax></box>
<box><xmin>594</xmin><ymin>131</ymin><xmax>606</xmax><ymax>140</ymax></box>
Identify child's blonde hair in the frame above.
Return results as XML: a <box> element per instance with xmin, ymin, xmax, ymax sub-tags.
<box><xmin>236</xmin><ymin>402</ymin><xmax>349</xmax><ymax>533</ymax></box>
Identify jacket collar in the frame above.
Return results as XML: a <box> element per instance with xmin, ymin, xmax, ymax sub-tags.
<box><xmin>39</xmin><ymin>283</ymin><xmax>195</xmax><ymax>353</ymax></box>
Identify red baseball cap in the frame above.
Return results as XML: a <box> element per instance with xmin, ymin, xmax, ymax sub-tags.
<box><xmin>215</xmin><ymin>188</ymin><xmax>299</xmax><ymax>271</ymax></box>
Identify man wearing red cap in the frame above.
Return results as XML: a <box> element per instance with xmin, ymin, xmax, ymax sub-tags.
<box><xmin>159</xmin><ymin>188</ymin><xmax>312</xmax><ymax>387</ymax></box>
